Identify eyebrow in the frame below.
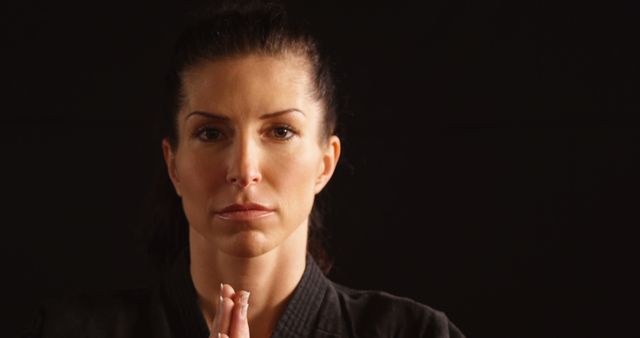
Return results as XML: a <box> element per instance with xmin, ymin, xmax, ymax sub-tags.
<box><xmin>185</xmin><ymin>109</ymin><xmax>305</xmax><ymax>122</ymax></box>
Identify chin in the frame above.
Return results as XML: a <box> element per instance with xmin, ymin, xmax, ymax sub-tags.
<box><xmin>222</xmin><ymin>230</ymin><xmax>278</xmax><ymax>258</ymax></box>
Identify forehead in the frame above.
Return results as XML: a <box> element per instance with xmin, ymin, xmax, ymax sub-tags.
<box><xmin>180</xmin><ymin>54</ymin><xmax>319</xmax><ymax>118</ymax></box>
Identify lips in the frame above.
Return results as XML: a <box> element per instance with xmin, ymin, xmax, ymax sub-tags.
<box><xmin>216</xmin><ymin>203</ymin><xmax>275</xmax><ymax>221</ymax></box>
<box><xmin>220</xmin><ymin>203</ymin><xmax>273</xmax><ymax>213</ymax></box>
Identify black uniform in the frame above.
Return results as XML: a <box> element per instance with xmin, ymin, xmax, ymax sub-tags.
<box><xmin>22</xmin><ymin>249</ymin><xmax>465</xmax><ymax>338</ymax></box>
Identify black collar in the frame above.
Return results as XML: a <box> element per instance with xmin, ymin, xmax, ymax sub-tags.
<box><xmin>160</xmin><ymin>248</ymin><xmax>334</xmax><ymax>338</ymax></box>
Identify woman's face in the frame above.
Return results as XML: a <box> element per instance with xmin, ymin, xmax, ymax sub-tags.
<box><xmin>162</xmin><ymin>54</ymin><xmax>340</xmax><ymax>258</ymax></box>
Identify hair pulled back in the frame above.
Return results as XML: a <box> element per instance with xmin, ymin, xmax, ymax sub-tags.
<box><xmin>142</xmin><ymin>1</ymin><xmax>338</xmax><ymax>275</ymax></box>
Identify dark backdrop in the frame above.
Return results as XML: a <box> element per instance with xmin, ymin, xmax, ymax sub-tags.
<box><xmin>2</xmin><ymin>1</ymin><xmax>638</xmax><ymax>337</ymax></box>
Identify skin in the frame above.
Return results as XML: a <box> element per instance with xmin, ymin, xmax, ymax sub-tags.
<box><xmin>161</xmin><ymin>53</ymin><xmax>341</xmax><ymax>338</ymax></box>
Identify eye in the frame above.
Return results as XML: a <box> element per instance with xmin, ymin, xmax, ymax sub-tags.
<box><xmin>269</xmin><ymin>125</ymin><xmax>297</xmax><ymax>141</ymax></box>
<box><xmin>194</xmin><ymin>127</ymin><xmax>225</xmax><ymax>142</ymax></box>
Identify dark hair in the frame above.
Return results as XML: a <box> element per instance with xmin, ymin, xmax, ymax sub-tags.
<box><xmin>141</xmin><ymin>1</ymin><xmax>338</xmax><ymax>275</ymax></box>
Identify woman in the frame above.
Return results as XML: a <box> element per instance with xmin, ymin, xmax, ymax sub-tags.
<box><xmin>22</xmin><ymin>2</ymin><xmax>465</xmax><ymax>337</ymax></box>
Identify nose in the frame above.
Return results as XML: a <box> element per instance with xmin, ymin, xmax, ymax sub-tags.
<box><xmin>226</xmin><ymin>134</ymin><xmax>262</xmax><ymax>189</ymax></box>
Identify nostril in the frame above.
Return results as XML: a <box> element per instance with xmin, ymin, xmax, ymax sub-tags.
<box><xmin>227</xmin><ymin>171</ymin><xmax>261</xmax><ymax>187</ymax></box>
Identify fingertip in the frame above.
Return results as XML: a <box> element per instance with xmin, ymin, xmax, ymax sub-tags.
<box><xmin>239</xmin><ymin>290</ymin><xmax>250</xmax><ymax>305</ymax></box>
<box><xmin>221</xmin><ymin>283</ymin><xmax>236</xmax><ymax>298</ymax></box>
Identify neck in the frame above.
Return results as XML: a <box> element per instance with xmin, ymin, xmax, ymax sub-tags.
<box><xmin>189</xmin><ymin>223</ymin><xmax>308</xmax><ymax>338</ymax></box>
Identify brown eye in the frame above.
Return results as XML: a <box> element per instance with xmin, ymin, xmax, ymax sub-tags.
<box><xmin>270</xmin><ymin>126</ymin><xmax>296</xmax><ymax>140</ymax></box>
<box><xmin>195</xmin><ymin>127</ymin><xmax>224</xmax><ymax>141</ymax></box>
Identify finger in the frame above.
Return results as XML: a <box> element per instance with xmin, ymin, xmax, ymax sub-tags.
<box><xmin>219</xmin><ymin>296</ymin><xmax>235</xmax><ymax>335</ymax></box>
<box><xmin>229</xmin><ymin>290</ymin><xmax>251</xmax><ymax>338</ymax></box>
<box><xmin>209</xmin><ymin>297</ymin><xmax>222</xmax><ymax>338</ymax></box>
<box><xmin>221</xmin><ymin>283</ymin><xmax>236</xmax><ymax>299</ymax></box>
<box><xmin>210</xmin><ymin>283</ymin><xmax>225</xmax><ymax>335</ymax></box>
<box><xmin>213</xmin><ymin>283</ymin><xmax>233</xmax><ymax>334</ymax></box>
<box><xmin>219</xmin><ymin>334</ymin><xmax>230</xmax><ymax>338</ymax></box>
<box><xmin>219</xmin><ymin>283</ymin><xmax>238</xmax><ymax>334</ymax></box>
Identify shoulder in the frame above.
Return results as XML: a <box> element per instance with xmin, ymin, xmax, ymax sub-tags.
<box><xmin>329</xmin><ymin>282</ymin><xmax>465</xmax><ymax>338</ymax></box>
<box><xmin>21</xmin><ymin>288</ymin><xmax>167</xmax><ymax>338</ymax></box>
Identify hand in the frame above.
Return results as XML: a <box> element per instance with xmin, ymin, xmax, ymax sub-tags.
<box><xmin>210</xmin><ymin>283</ymin><xmax>251</xmax><ymax>338</ymax></box>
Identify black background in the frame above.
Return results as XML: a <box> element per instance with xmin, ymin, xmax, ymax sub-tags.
<box><xmin>2</xmin><ymin>1</ymin><xmax>638</xmax><ymax>337</ymax></box>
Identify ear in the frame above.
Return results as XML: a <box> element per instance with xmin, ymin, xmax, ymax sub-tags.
<box><xmin>314</xmin><ymin>135</ymin><xmax>341</xmax><ymax>194</ymax></box>
<box><xmin>162</xmin><ymin>138</ymin><xmax>183</xmax><ymax>197</ymax></box>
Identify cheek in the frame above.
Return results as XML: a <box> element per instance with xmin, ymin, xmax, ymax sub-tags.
<box><xmin>267</xmin><ymin>144</ymin><xmax>320</xmax><ymax>210</ymax></box>
<box><xmin>176</xmin><ymin>151</ymin><xmax>226</xmax><ymax>208</ymax></box>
